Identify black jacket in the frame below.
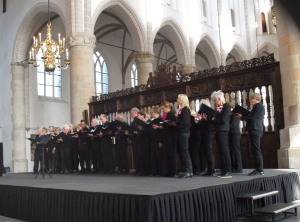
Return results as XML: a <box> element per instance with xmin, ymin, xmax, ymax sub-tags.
<box><xmin>230</xmin><ymin>116</ymin><xmax>241</xmax><ymax>135</ymax></box>
<box><xmin>131</xmin><ymin>117</ymin><xmax>149</xmax><ymax>136</ymax></box>
<box><xmin>244</xmin><ymin>103</ymin><xmax>265</xmax><ymax>135</ymax></box>
<box><xmin>211</xmin><ymin>103</ymin><xmax>232</xmax><ymax>132</ymax></box>
<box><xmin>176</xmin><ymin>107</ymin><xmax>191</xmax><ymax>134</ymax></box>
<box><xmin>57</xmin><ymin>132</ymin><xmax>72</xmax><ymax>149</ymax></box>
<box><xmin>78</xmin><ymin>127</ymin><xmax>90</xmax><ymax>145</ymax></box>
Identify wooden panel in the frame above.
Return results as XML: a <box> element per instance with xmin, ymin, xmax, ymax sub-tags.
<box><xmin>118</xmin><ymin>95</ymin><xmax>140</xmax><ymax>111</ymax></box>
<box><xmin>141</xmin><ymin>91</ymin><xmax>164</xmax><ymax>106</ymax></box>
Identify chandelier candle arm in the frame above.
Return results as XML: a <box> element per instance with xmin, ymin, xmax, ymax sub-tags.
<box><xmin>66</xmin><ymin>48</ymin><xmax>69</xmax><ymax>60</ymax></box>
<box><xmin>28</xmin><ymin>0</ymin><xmax>70</xmax><ymax>71</ymax></box>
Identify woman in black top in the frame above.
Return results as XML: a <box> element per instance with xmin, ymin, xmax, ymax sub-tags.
<box><xmin>236</xmin><ymin>93</ymin><xmax>265</xmax><ymax>176</ymax></box>
<box><xmin>229</xmin><ymin>110</ymin><xmax>243</xmax><ymax>173</ymax></box>
<box><xmin>130</xmin><ymin>107</ymin><xmax>151</xmax><ymax>176</ymax></box>
<box><xmin>210</xmin><ymin>91</ymin><xmax>232</xmax><ymax>178</ymax></box>
<box><xmin>197</xmin><ymin>100</ymin><xmax>215</xmax><ymax>176</ymax></box>
<box><xmin>176</xmin><ymin>94</ymin><xmax>193</xmax><ymax>178</ymax></box>
<box><xmin>160</xmin><ymin>101</ymin><xmax>177</xmax><ymax>177</ymax></box>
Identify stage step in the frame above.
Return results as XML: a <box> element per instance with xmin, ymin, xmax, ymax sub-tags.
<box><xmin>237</xmin><ymin>190</ymin><xmax>279</xmax><ymax>218</ymax></box>
<box><xmin>237</xmin><ymin>190</ymin><xmax>279</xmax><ymax>200</ymax></box>
<box><xmin>254</xmin><ymin>202</ymin><xmax>300</xmax><ymax>221</ymax></box>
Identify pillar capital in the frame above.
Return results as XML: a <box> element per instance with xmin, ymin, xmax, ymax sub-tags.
<box><xmin>134</xmin><ymin>52</ymin><xmax>154</xmax><ymax>64</ymax></box>
<box><xmin>134</xmin><ymin>52</ymin><xmax>154</xmax><ymax>85</ymax></box>
<box><xmin>69</xmin><ymin>33</ymin><xmax>96</xmax><ymax>48</ymax></box>
<box><xmin>11</xmin><ymin>61</ymin><xmax>27</xmax><ymax>67</ymax></box>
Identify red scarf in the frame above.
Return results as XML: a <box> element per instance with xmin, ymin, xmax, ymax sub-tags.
<box><xmin>161</xmin><ymin>112</ymin><xmax>168</xmax><ymax>120</ymax></box>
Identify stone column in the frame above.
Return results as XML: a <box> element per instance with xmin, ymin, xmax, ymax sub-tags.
<box><xmin>135</xmin><ymin>53</ymin><xmax>154</xmax><ymax>85</ymax></box>
<box><xmin>69</xmin><ymin>33</ymin><xmax>96</xmax><ymax>124</ymax></box>
<box><xmin>182</xmin><ymin>64</ymin><xmax>196</xmax><ymax>74</ymax></box>
<box><xmin>11</xmin><ymin>62</ymin><xmax>28</xmax><ymax>172</ymax></box>
<box><xmin>276</xmin><ymin>1</ymin><xmax>300</xmax><ymax>168</ymax></box>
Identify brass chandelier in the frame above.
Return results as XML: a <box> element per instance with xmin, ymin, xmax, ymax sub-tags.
<box><xmin>28</xmin><ymin>0</ymin><xmax>70</xmax><ymax>72</ymax></box>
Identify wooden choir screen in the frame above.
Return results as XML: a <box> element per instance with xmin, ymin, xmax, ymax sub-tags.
<box><xmin>89</xmin><ymin>54</ymin><xmax>283</xmax><ymax>168</ymax></box>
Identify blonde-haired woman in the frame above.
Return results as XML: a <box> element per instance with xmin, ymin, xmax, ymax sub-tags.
<box><xmin>176</xmin><ymin>94</ymin><xmax>193</xmax><ymax>178</ymax></box>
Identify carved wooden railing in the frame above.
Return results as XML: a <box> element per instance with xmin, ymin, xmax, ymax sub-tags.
<box><xmin>89</xmin><ymin>54</ymin><xmax>283</xmax><ymax>131</ymax></box>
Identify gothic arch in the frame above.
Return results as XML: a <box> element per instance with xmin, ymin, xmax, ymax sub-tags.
<box><xmin>226</xmin><ymin>44</ymin><xmax>247</xmax><ymax>65</ymax></box>
<box><xmin>92</xmin><ymin>0</ymin><xmax>146</xmax><ymax>52</ymax></box>
<box><xmin>195</xmin><ymin>35</ymin><xmax>220</xmax><ymax>70</ymax></box>
<box><xmin>258</xmin><ymin>42</ymin><xmax>279</xmax><ymax>59</ymax></box>
<box><xmin>152</xmin><ymin>19</ymin><xmax>189</xmax><ymax>66</ymax></box>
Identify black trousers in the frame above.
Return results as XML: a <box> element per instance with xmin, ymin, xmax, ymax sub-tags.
<box><xmin>202</xmin><ymin>133</ymin><xmax>214</xmax><ymax>173</ymax></box>
<box><xmin>134</xmin><ymin>135</ymin><xmax>151</xmax><ymax>175</ymax></box>
<box><xmin>91</xmin><ymin>139</ymin><xmax>101</xmax><ymax>171</ymax></box>
<box><xmin>33</xmin><ymin>147</ymin><xmax>46</xmax><ymax>174</ymax></box>
<box><xmin>48</xmin><ymin>147</ymin><xmax>58</xmax><ymax>173</ymax></box>
<box><xmin>162</xmin><ymin>132</ymin><xmax>177</xmax><ymax>177</ymax></box>
<box><xmin>101</xmin><ymin>138</ymin><xmax>114</xmax><ymax>173</ymax></box>
<box><xmin>216</xmin><ymin>131</ymin><xmax>232</xmax><ymax>173</ymax></box>
<box><xmin>115</xmin><ymin>137</ymin><xmax>129</xmax><ymax>173</ymax></box>
<box><xmin>78</xmin><ymin>143</ymin><xmax>90</xmax><ymax>172</ymax></box>
<box><xmin>70</xmin><ymin>144</ymin><xmax>79</xmax><ymax>172</ymax></box>
<box><xmin>150</xmin><ymin>140</ymin><xmax>160</xmax><ymax>175</ymax></box>
<box><xmin>250</xmin><ymin>132</ymin><xmax>263</xmax><ymax>171</ymax></box>
<box><xmin>177</xmin><ymin>132</ymin><xmax>193</xmax><ymax>173</ymax></box>
<box><xmin>59</xmin><ymin>147</ymin><xmax>71</xmax><ymax>172</ymax></box>
<box><xmin>229</xmin><ymin>133</ymin><xmax>243</xmax><ymax>172</ymax></box>
<box><xmin>190</xmin><ymin>135</ymin><xmax>203</xmax><ymax>173</ymax></box>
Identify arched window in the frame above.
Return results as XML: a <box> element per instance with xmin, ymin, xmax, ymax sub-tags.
<box><xmin>36</xmin><ymin>49</ymin><xmax>62</xmax><ymax>98</ymax></box>
<box><xmin>230</xmin><ymin>9</ymin><xmax>236</xmax><ymax>27</ymax></box>
<box><xmin>261</xmin><ymin>12</ymin><xmax>268</xmax><ymax>33</ymax></box>
<box><xmin>94</xmin><ymin>51</ymin><xmax>109</xmax><ymax>95</ymax></box>
<box><xmin>130</xmin><ymin>63</ymin><xmax>138</xmax><ymax>87</ymax></box>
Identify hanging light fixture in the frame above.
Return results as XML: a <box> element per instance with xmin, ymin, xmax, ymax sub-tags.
<box><xmin>28</xmin><ymin>0</ymin><xmax>70</xmax><ymax>72</ymax></box>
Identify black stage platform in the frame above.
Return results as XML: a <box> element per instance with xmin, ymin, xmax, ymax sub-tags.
<box><xmin>0</xmin><ymin>169</ymin><xmax>299</xmax><ymax>222</ymax></box>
